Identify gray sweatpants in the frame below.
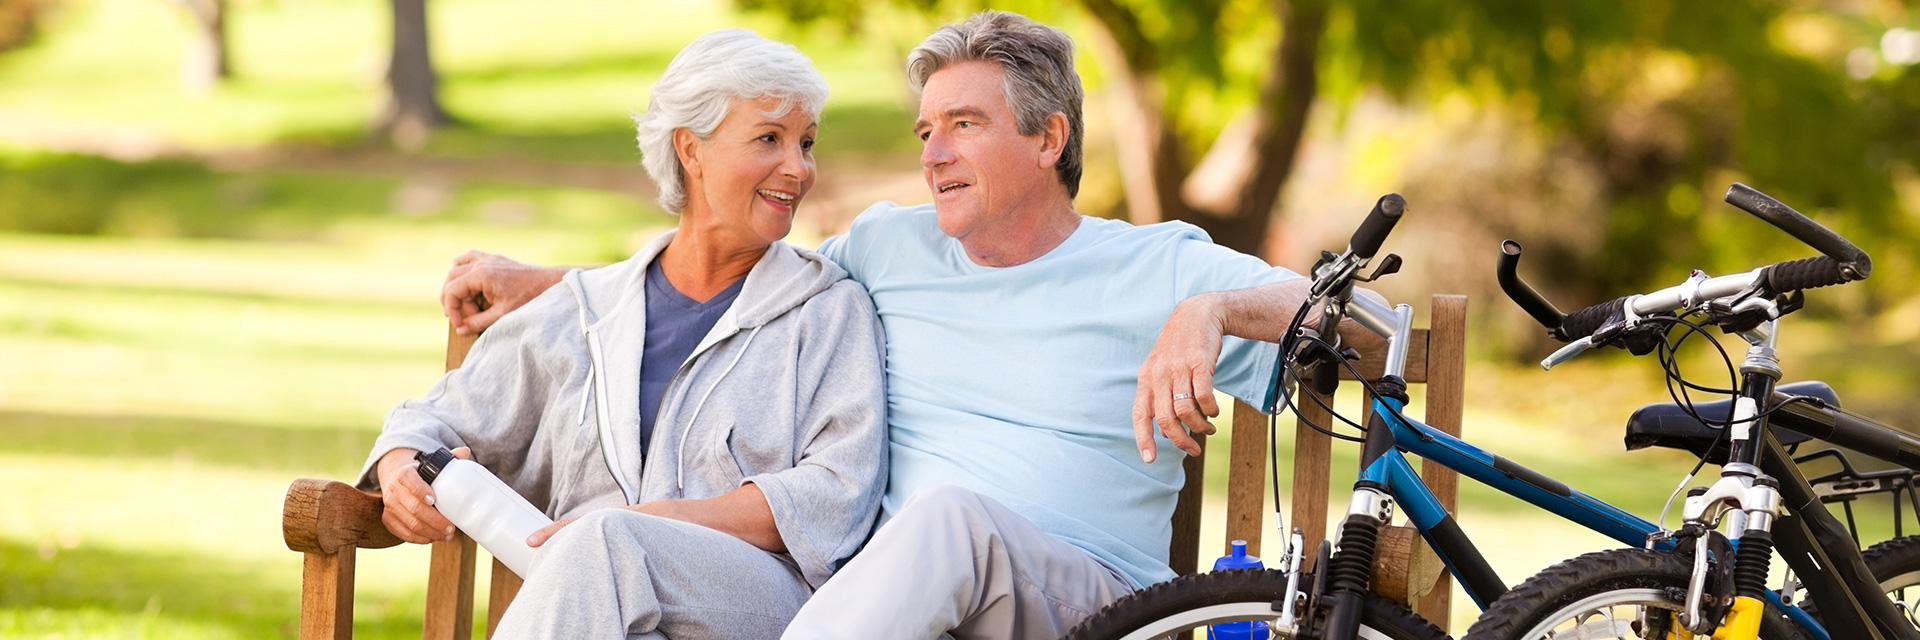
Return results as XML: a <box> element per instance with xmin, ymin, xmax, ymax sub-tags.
<box><xmin>492</xmin><ymin>509</ymin><xmax>811</xmax><ymax>640</ymax></box>
<box><xmin>781</xmin><ymin>485</ymin><xmax>1137</xmax><ymax>640</ymax></box>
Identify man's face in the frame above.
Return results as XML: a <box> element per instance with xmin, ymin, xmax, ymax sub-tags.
<box><xmin>914</xmin><ymin>61</ymin><xmax>1057</xmax><ymax>242</ymax></box>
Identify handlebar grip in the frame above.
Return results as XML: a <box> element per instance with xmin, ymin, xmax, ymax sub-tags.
<box><xmin>1763</xmin><ymin>256</ymin><xmax>1851</xmax><ymax>292</ymax></box>
<box><xmin>1348</xmin><ymin>194</ymin><xmax>1406</xmax><ymax>260</ymax></box>
<box><xmin>1724</xmin><ymin>183</ymin><xmax>1872</xmax><ymax>280</ymax></box>
<box><xmin>1497</xmin><ymin>240</ymin><xmax>1566</xmax><ymax>332</ymax></box>
<box><xmin>1560</xmin><ymin>296</ymin><xmax>1630</xmax><ymax>342</ymax></box>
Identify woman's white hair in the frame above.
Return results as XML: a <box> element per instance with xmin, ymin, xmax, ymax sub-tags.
<box><xmin>635</xmin><ymin>30</ymin><xmax>829</xmax><ymax>214</ymax></box>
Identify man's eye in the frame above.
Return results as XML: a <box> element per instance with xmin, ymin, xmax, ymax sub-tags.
<box><xmin>918</xmin><ymin>131</ymin><xmax>931</xmax><ymax>141</ymax></box>
<box><xmin>957</xmin><ymin>121</ymin><xmax>972</xmax><ymax>129</ymax></box>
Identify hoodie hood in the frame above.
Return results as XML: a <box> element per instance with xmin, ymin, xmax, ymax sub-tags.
<box><xmin>569</xmin><ymin>230</ymin><xmax>848</xmax><ymax>335</ymax></box>
<box><xmin>559</xmin><ymin>231</ymin><xmax>851</xmax><ymax>504</ymax></box>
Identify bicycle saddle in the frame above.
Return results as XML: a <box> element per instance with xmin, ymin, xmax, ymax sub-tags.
<box><xmin>1623</xmin><ymin>381</ymin><xmax>1838</xmax><ymax>464</ymax></box>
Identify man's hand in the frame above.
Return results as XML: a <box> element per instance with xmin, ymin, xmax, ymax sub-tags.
<box><xmin>1131</xmin><ymin>279</ymin><xmax>1387</xmax><ymax>464</ymax></box>
<box><xmin>376</xmin><ymin>446</ymin><xmax>473</xmax><ymax>544</ymax></box>
<box><xmin>1133</xmin><ymin>294</ymin><xmax>1227</xmax><ymax>463</ymax></box>
<box><xmin>441</xmin><ymin>250</ymin><xmax>567</xmax><ymax>335</ymax></box>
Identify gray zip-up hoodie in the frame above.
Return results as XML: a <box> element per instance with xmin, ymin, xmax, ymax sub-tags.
<box><xmin>357</xmin><ymin>231</ymin><xmax>888</xmax><ymax>588</ymax></box>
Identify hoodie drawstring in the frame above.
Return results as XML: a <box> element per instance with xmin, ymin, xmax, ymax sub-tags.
<box><xmin>569</xmin><ymin>273</ymin><xmax>639</xmax><ymax>506</ymax></box>
<box><xmin>676</xmin><ymin>325</ymin><xmax>761</xmax><ymax>490</ymax></box>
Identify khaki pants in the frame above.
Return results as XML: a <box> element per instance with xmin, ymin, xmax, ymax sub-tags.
<box><xmin>782</xmin><ymin>485</ymin><xmax>1137</xmax><ymax>640</ymax></box>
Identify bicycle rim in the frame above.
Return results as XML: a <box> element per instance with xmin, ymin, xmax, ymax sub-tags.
<box><xmin>1100</xmin><ymin>601</ymin><xmax>1412</xmax><ymax>640</ymax></box>
<box><xmin>1511</xmin><ymin>588</ymin><xmax>1686</xmax><ymax>639</ymax></box>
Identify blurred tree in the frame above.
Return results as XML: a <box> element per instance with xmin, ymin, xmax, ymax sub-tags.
<box><xmin>375</xmin><ymin>0</ymin><xmax>449</xmax><ymax>150</ymax></box>
<box><xmin>169</xmin><ymin>0</ymin><xmax>230</xmax><ymax>94</ymax></box>
<box><xmin>0</xmin><ymin>0</ymin><xmax>38</xmax><ymax>52</ymax></box>
<box><xmin>739</xmin><ymin>0</ymin><xmax>1916</xmax><ymax>304</ymax></box>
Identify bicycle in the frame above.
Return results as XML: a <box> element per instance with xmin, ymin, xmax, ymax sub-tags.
<box><xmin>1461</xmin><ymin>184</ymin><xmax>1920</xmax><ymax>640</ymax></box>
<box><xmin>1065</xmin><ymin>186</ymin><xmax>1920</xmax><ymax>640</ymax></box>
<box><xmin>1069</xmin><ymin>192</ymin><xmax>1729</xmax><ymax>640</ymax></box>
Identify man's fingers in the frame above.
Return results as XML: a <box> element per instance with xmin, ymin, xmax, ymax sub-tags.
<box><xmin>1153</xmin><ymin>390</ymin><xmax>1202</xmax><ymax>458</ymax></box>
<box><xmin>1172</xmin><ymin>394</ymin><xmax>1215</xmax><ymax>438</ymax></box>
<box><xmin>450</xmin><ymin>249</ymin><xmax>494</xmax><ymax>267</ymax></box>
<box><xmin>441</xmin><ymin>276</ymin><xmax>479</xmax><ymax>321</ymax></box>
<box><xmin>459</xmin><ymin>305</ymin><xmax>509</xmax><ymax>336</ymax></box>
<box><xmin>1192</xmin><ymin>369</ymin><xmax>1221</xmax><ymax>419</ymax></box>
<box><xmin>1132</xmin><ymin>387</ymin><xmax>1158</xmax><ymax>463</ymax></box>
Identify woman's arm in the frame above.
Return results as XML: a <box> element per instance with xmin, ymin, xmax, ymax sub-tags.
<box><xmin>525</xmin><ymin>484</ymin><xmax>785</xmax><ymax>552</ymax></box>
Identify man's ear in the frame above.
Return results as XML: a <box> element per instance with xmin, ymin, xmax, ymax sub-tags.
<box><xmin>1037</xmin><ymin>111</ymin><xmax>1069</xmax><ymax>169</ymax></box>
<box><xmin>674</xmin><ymin>128</ymin><xmax>701</xmax><ymax>179</ymax></box>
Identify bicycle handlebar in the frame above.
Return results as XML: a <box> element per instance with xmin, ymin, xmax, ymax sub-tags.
<box><xmin>1724</xmin><ymin>183</ymin><xmax>1872</xmax><ymax>280</ymax></box>
<box><xmin>1349</xmin><ymin>194</ymin><xmax>1406</xmax><ymax>260</ymax></box>
<box><xmin>1501</xmin><ymin>184</ymin><xmax>1872</xmax><ymax>344</ymax></box>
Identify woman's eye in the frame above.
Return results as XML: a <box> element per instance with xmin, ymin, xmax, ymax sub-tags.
<box><xmin>759</xmin><ymin>133</ymin><xmax>778</xmax><ymax>143</ymax></box>
<box><xmin>801</xmin><ymin>139</ymin><xmax>815</xmax><ymax>151</ymax></box>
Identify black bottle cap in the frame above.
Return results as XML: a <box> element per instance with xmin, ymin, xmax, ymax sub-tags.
<box><xmin>415</xmin><ymin>447</ymin><xmax>454</xmax><ymax>484</ymax></box>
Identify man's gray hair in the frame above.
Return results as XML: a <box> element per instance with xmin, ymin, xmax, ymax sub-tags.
<box><xmin>635</xmin><ymin>30</ymin><xmax>829</xmax><ymax>214</ymax></box>
<box><xmin>907</xmin><ymin>11</ymin><xmax>1085</xmax><ymax>199</ymax></box>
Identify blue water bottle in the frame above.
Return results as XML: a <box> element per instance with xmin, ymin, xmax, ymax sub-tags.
<box><xmin>1207</xmin><ymin>540</ymin><xmax>1270</xmax><ymax>640</ymax></box>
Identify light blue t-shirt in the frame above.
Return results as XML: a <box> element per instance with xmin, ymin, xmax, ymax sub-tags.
<box><xmin>819</xmin><ymin>202</ymin><xmax>1299</xmax><ymax>588</ymax></box>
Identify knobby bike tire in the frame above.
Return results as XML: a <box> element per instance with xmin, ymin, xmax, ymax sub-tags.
<box><xmin>1063</xmin><ymin>568</ymin><xmax>1447</xmax><ymax>640</ymax></box>
<box><xmin>1461</xmin><ymin>548</ymin><xmax>1812</xmax><ymax>640</ymax></box>
<box><xmin>1802</xmin><ymin>534</ymin><xmax>1920</xmax><ymax>627</ymax></box>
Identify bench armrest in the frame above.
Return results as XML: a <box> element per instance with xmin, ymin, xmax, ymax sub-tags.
<box><xmin>284</xmin><ymin>478</ymin><xmax>405</xmax><ymax>554</ymax></box>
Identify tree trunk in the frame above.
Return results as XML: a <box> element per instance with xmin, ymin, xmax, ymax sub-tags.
<box><xmin>1179</xmin><ymin>0</ymin><xmax>1326</xmax><ymax>256</ymax></box>
<box><xmin>1079</xmin><ymin>0</ymin><xmax>1191</xmax><ymax>226</ymax></box>
<box><xmin>175</xmin><ymin>0</ymin><xmax>229</xmax><ymax>95</ymax></box>
<box><xmin>377</xmin><ymin>0</ymin><xmax>448</xmax><ymax>149</ymax></box>
<box><xmin>1082</xmin><ymin>0</ymin><xmax>1326</xmax><ymax>257</ymax></box>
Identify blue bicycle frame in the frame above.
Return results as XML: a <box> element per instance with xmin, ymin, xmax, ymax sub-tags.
<box><xmin>1351</xmin><ymin>391</ymin><xmax>1828</xmax><ymax>638</ymax></box>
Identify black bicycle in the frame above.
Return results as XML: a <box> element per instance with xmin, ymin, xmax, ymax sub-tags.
<box><xmin>1465</xmin><ymin>184</ymin><xmax>1920</xmax><ymax>640</ymax></box>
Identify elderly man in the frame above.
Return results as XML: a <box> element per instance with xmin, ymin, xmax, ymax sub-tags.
<box><xmin>447</xmin><ymin>11</ymin><xmax>1371</xmax><ymax>639</ymax></box>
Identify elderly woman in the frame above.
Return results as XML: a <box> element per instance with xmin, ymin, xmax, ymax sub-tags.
<box><xmin>356</xmin><ymin>30</ymin><xmax>887</xmax><ymax>638</ymax></box>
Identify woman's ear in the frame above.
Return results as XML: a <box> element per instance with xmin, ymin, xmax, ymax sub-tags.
<box><xmin>1037</xmin><ymin>111</ymin><xmax>1068</xmax><ymax>169</ymax></box>
<box><xmin>674</xmin><ymin>128</ymin><xmax>701</xmax><ymax>179</ymax></box>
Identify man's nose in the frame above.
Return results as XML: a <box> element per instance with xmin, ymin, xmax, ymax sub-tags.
<box><xmin>920</xmin><ymin>132</ymin><xmax>953</xmax><ymax>169</ymax></box>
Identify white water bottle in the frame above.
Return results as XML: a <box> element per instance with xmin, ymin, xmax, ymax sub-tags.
<box><xmin>414</xmin><ymin>447</ymin><xmax>554</xmax><ymax>577</ymax></box>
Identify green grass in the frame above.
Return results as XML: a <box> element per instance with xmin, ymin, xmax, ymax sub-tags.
<box><xmin>0</xmin><ymin>0</ymin><xmax>918</xmax><ymax>158</ymax></box>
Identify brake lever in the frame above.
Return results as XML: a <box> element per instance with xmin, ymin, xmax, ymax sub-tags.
<box><xmin>1540</xmin><ymin>336</ymin><xmax>1595</xmax><ymax>371</ymax></box>
<box><xmin>1354</xmin><ymin>253</ymin><xmax>1402</xmax><ymax>283</ymax></box>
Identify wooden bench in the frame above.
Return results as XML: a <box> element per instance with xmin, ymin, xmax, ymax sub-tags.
<box><xmin>1167</xmin><ymin>293</ymin><xmax>1466</xmax><ymax>631</ymax></box>
<box><xmin>283</xmin><ymin>294</ymin><xmax>1465</xmax><ymax>638</ymax></box>
<box><xmin>282</xmin><ymin>327</ymin><xmax>523</xmax><ymax>640</ymax></box>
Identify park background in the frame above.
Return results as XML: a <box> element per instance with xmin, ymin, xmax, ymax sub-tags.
<box><xmin>2</xmin><ymin>0</ymin><xmax>1920</xmax><ymax>637</ymax></box>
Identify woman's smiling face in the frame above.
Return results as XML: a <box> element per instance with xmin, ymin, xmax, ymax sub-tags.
<box><xmin>680</xmin><ymin>96</ymin><xmax>818</xmax><ymax>248</ymax></box>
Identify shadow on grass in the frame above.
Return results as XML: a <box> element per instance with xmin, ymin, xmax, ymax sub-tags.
<box><xmin>420</xmin><ymin>99</ymin><xmax>920</xmax><ymax>166</ymax></box>
<box><xmin>0</xmin><ymin>411</ymin><xmax>375</xmax><ymax>477</ymax></box>
<box><xmin>0</xmin><ymin>539</ymin><xmax>430</xmax><ymax>640</ymax></box>
<box><xmin>0</xmin><ymin>151</ymin><xmax>397</xmax><ymax>239</ymax></box>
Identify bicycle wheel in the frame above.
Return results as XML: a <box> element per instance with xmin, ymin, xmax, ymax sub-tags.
<box><xmin>1462</xmin><ymin>548</ymin><xmax>1812</xmax><ymax>640</ymax></box>
<box><xmin>1064</xmin><ymin>568</ymin><xmax>1447</xmax><ymax>640</ymax></box>
<box><xmin>1859</xmin><ymin>535</ymin><xmax>1920</xmax><ymax>626</ymax></box>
